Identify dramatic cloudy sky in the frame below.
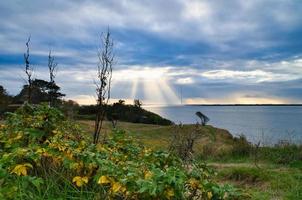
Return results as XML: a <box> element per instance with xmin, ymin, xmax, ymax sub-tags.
<box><xmin>0</xmin><ymin>0</ymin><xmax>302</xmax><ymax>105</ymax></box>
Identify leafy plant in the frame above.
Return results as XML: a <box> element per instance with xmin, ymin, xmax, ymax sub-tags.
<box><xmin>0</xmin><ymin>104</ymin><xmax>241</xmax><ymax>199</ymax></box>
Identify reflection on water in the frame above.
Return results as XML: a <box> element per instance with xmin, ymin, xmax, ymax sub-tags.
<box><xmin>145</xmin><ymin>105</ymin><xmax>302</xmax><ymax>144</ymax></box>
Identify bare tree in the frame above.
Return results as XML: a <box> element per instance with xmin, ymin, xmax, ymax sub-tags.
<box><xmin>24</xmin><ymin>36</ymin><xmax>34</xmax><ymax>103</ymax></box>
<box><xmin>93</xmin><ymin>29</ymin><xmax>114</xmax><ymax>144</ymax></box>
<box><xmin>48</xmin><ymin>50</ymin><xmax>58</xmax><ymax>106</ymax></box>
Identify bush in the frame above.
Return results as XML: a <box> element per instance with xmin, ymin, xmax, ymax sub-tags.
<box><xmin>0</xmin><ymin>104</ymin><xmax>241</xmax><ymax>199</ymax></box>
<box><xmin>231</xmin><ymin>135</ymin><xmax>252</xmax><ymax>158</ymax></box>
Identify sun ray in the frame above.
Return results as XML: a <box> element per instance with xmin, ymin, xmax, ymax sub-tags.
<box><xmin>158</xmin><ymin>79</ymin><xmax>180</xmax><ymax>105</ymax></box>
<box><xmin>130</xmin><ymin>78</ymin><xmax>138</xmax><ymax>100</ymax></box>
<box><xmin>142</xmin><ymin>80</ymin><xmax>166</xmax><ymax>105</ymax></box>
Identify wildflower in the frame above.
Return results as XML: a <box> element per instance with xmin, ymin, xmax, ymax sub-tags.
<box><xmin>207</xmin><ymin>191</ymin><xmax>213</xmax><ymax>199</ymax></box>
<box><xmin>72</xmin><ymin>176</ymin><xmax>88</xmax><ymax>187</ymax></box>
<box><xmin>98</xmin><ymin>175</ymin><xmax>111</xmax><ymax>184</ymax></box>
<box><xmin>11</xmin><ymin>163</ymin><xmax>33</xmax><ymax>176</ymax></box>
<box><xmin>165</xmin><ymin>188</ymin><xmax>175</xmax><ymax>199</ymax></box>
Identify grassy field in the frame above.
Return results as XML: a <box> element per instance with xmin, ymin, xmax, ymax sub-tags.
<box><xmin>79</xmin><ymin>120</ymin><xmax>302</xmax><ymax>200</ymax></box>
<box><xmin>79</xmin><ymin>120</ymin><xmax>236</xmax><ymax>153</ymax></box>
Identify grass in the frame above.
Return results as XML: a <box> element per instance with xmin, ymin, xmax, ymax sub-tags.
<box><xmin>79</xmin><ymin>120</ymin><xmax>236</xmax><ymax>152</ymax></box>
<box><xmin>79</xmin><ymin>120</ymin><xmax>302</xmax><ymax>199</ymax></box>
<box><xmin>212</xmin><ymin>165</ymin><xmax>302</xmax><ymax>200</ymax></box>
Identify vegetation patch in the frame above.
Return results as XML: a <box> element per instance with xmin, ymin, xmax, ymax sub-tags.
<box><xmin>0</xmin><ymin>104</ymin><xmax>242</xmax><ymax>199</ymax></box>
<box><xmin>218</xmin><ymin>167</ymin><xmax>269</xmax><ymax>185</ymax></box>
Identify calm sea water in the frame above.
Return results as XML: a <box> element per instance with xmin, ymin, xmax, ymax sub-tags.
<box><xmin>145</xmin><ymin>105</ymin><xmax>302</xmax><ymax>145</ymax></box>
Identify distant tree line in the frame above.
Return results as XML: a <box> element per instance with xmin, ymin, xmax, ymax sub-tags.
<box><xmin>0</xmin><ymin>83</ymin><xmax>72</xmax><ymax>117</ymax></box>
<box><xmin>78</xmin><ymin>99</ymin><xmax>172</xmax><ymax>125</ymax></box>
<box><xmin>0</xmin><ymin>84</ymin><xmax>172</xmax><ymax>125</ymax></box>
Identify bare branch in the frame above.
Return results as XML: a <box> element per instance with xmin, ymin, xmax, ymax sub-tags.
<box><xmin>24</xmin><ymin>36</ymin><xmax>33</xmax><ymax>103</ymax></box>
<box><xmin>93</xmin><ymin>29</ymin><xmax>114</xmax><ymax>144</ymax></box>
<box><xmin>48</xmin><ymin>49</ymin><xmax>58</xmax><ymax>106</ymax></box>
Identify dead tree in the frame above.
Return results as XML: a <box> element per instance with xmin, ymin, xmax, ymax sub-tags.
<box><xmin>48</xmin><ymin>50</ymin><xmax>58</xmax><ymax>106</ymax></box>
<box><xmin>24</xmin><ymin>36</ymin><xmax>33</xmax><ymax>103</ymax></box>
<box><xmin>93</xmin><ymin>29</ymin><xmax>114</xmax><ymax>144</ymax></box>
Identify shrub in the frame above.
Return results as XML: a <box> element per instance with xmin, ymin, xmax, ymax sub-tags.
<box><xmin>231</xmin><ymin>135</ymin><xmax>252</xmax><ymax>158</ymax></box>
<box><xmin>0</xmin><ymin>104</ymin><xmax>241</xmax><ymax>199</ymax></box>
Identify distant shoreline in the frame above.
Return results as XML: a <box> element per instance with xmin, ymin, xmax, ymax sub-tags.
<box><xmin>186</xmin><ymin>104</ymin><xmax>302</xmax><ymax>106</ymax></box>
<box><xmin>144</xmin><ymin>104</ymin><xmax>302</xmax><ymax>107</ymax></box>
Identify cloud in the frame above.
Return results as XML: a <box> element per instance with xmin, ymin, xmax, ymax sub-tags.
<box><xmin>0</xmin><ymin>0</ymin><xmax>302</xmax><ymax>104</ymax></box>
<box><xmin>201</xmin><ymin>69</ymin><xmax>299</xmax><ymax>83</ymax></box>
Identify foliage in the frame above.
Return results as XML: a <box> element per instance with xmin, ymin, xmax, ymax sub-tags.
<box><xmin>0</xmin><ymin>85</ymin><xmax>13</xmax><ymax>118</ymax></box>
<box><xmin>13</xmin><ymin>79</ymin><xmax>65</xmax><ymax>105</ymax></box>
<box><xmin>79</xmin><ymin>100</ymin><xmax>173</xmax><ymax>125</ymax></box>
<box><xmin>0</xmin><ymin>104</ymin><xmax>241</xmax><ymax>199</ymax></box>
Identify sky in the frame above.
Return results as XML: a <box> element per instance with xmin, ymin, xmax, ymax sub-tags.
<box><xmin>0</xmin><ymin>0</ymin><xmax>301</xmax><ymax>105</ymax></box>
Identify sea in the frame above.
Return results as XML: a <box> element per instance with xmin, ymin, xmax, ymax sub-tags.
<box><xmin>145</xmin><ymin>105</ymin><xmax>302</xmax><ymax>145</ymax></box>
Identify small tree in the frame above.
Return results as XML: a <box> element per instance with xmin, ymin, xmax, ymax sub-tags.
<box><xmin>47</xmin><ymin>50</ymin><xmax>58</xmax><ymax>106</ymax></box>
<box><xmin>24</xmin><ymin>36</ymin><xmax>34</xmax><ymax>103</ymax></box>
<box><xmin>93</xmin><ymin>29</ymin><xmax>114</xmax><ymax>144</ymax></box>
<box><xmin>195</xmin><ymin>111</ymin><xmax>209</xmax><ymax>126</ymax></box>
<box><xmin>134</xmin><ymin>99</ymin><xmax>142</xmax><ymax>108</ymax></box>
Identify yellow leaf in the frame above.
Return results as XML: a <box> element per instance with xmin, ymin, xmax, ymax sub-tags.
<box><xmin>65</xmin><ymin>150</ymin><xmax>73</xmax><ymax>159</ymax></box>
<box><xmin>98</xmin><ymin>175</ymin><xmax>111</xmax><ymax>184</ymax></box>
<box><xmin>11</xmin><ymin>163</ymin><xmax>32</xmax><ymax>176</ymax></box>
<box><xmin>14</xmin><ymin>133</ymin><xmax>23</xmax><ymax>140</ymax></box>
<box><xmin>111</xmin><ymin>182</ymin><xmax>125</xmax><ymax>193</ymax></box>
<box><xmin>72</xmin><ymin>176</ymin><xmax>88</xmax><ymax>187</ymax></box>
<box><xmin>165</xmin><ymin>188</ymin><xmax>174</xmax><ymax>199</ymax></box>
<box><xmin>188</xmin><ymin>178</ymin><xmax>199</xmax><ymax>189</ymax></box>
<box><xmin>144</xmin><ymin>170</ymin><xmax>153</xmax><ymax>179</ymax></box>
<box><xmin>96</xmin><ymin>144</ymin><xmax>107</xmax><ymax>152</ymax></box>
<box><xmin>207</xmin><ymin>191</ymin><xmax>213</xmax><ymax>199</ymax></box>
